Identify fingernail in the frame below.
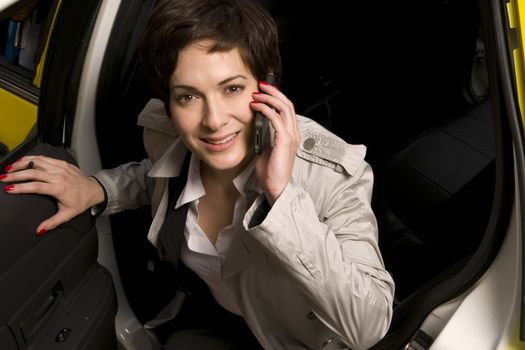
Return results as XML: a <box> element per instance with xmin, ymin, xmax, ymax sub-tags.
<box><xmin>259</xmin><ymin>81</ymin><xmax>269</xmax><ymax>86</ymax></box>
<box><xmin>3</xmin><ymin>164</ymin><xmax>12</xmax><ymax>172</ymax></box>
<box><xmin>0</xmin><ymin>174</ymin><xmax>6</xmax><ymax>180</ymax></box>
<box><xmin>3</xmin><ymin>185</ymin><xmax>14</xmax><ymax>192</ymax></box>
<box><xmin>253</xmin><ymin>91</ymin><xmax>261</xmax><ymax>95</ymax></box>
<box><xmin>36</xmin><ymin>227</ymin><xmax>47</xmax><ymax>236</ymax></box>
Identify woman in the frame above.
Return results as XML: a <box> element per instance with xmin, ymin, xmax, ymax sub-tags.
<box><xmin>1</xmin><ymin>0</ymin><xmax>394</xmax><ymax>349</ymax></box>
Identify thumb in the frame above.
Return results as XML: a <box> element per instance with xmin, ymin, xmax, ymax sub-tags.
<box><xmin>36</xmin><ymin>209</ymin><xmax>77</xmax><ymax>236</ymax></box>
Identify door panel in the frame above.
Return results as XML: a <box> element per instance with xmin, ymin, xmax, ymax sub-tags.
<box><xmin>0</xmin><ymin>143</ymin><xmax>117</xmax><ymax>349</ymax></box>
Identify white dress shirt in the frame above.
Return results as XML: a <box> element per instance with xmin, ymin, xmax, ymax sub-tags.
<box><xmin>176</xmin><ymin>153</ymin><xmax>256</xmax><ymax>316</ymax></box>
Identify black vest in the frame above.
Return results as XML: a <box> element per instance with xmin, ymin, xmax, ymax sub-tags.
<box><xmin>157</xmin><ymin>153</ymin><xmax>190</xmax><ymax>271</ymax></box>
<box><xmin>156</xmin><ymin>154</ymin><xmax>208</xmax><ymax>296</ymax></box>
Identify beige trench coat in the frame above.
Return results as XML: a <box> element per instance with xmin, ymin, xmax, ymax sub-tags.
<box><xmin>94</xmin><ymin>99</ymin><xmax>395</xmax><ymax>350</ymax></box>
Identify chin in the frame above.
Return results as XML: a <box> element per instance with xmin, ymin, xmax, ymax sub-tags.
<box><xmin>210</xmin><ymin>155</ymin><xmax>245</xmax><ymax>170</ymax></box>
<box><xmin>205</xmin><ymin>150</ymin><xmax>252</xmax><ymax>172</ymax></box>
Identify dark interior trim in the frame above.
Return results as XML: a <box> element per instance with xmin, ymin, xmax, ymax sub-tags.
<box><xmin>95</xmin><ymin>0</ymin><xmax>154</xmax><ymax>168</ymax></box>
<box><xmin>37</xmin><ymin>0</ymin><xmax>102</xmax><ymax>147</ymax></box>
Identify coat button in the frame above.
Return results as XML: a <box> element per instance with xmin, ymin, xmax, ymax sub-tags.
<box><xmin>321</xmin><ymin>337</ymin><xmax>334</xmax><ymax>348</ymax></box>
<box><xmin>303</xmin><ymin>137</ymin><xmax>316</xmax><ymax>150</ymax></box>
<box><xmin>321</xmin><ymin>337</ymin><xmax>347</xmax><ymax>349</ymax></box>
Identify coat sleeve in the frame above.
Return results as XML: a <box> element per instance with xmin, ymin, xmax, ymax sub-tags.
<box><xmin>91</xmin><ymin>158</ymin><xmax>154</xmax><ymax>215</ymax></box>
<box><xmin>90</xmin><ymin>98</ymin><xmax>173</xmax><ymax>216</ymax></box>
<box><xmin>243</xmin><ymin>161</ymin><xmax>395</xmax><ymax>350</ymax></box>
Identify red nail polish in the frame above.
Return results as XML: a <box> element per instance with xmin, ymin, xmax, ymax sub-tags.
<box><xmin>259</xmin><ymin>80</ymin><xmax>268</xmax><ymax>85</ymax></box>
<box><xmin>36</xmin><ymin>227</ymin><xmax>47</xmax><ymax>236</ymax></box>
<box><xmin>0</xmin><ymin>174</ymin><xmax>6</xmax><ymax>180</ymax></box>
<box><xmin>3</xmin><ymin>164</ymin><xmax>12</xmax><ymax>172</ymax></box>
<box><xmin>3</xmin><ymin>185</ymin><xmax>14</xmax><ymax>192</ymax></box>
<box><xmin>253</xmin><ymin>91</ymin><xmax>261</xmax><ymax>95</ymax></box>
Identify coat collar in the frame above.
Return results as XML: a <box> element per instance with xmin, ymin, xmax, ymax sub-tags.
<box><xmin>148</xmin><ymin>138</ymin><xmax>189</xmax><ymax>178</ymax></box>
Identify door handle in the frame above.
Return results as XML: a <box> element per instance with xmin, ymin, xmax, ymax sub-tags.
<box><xmin>35</xmin><ymin>289</ymin><xmax>63</xmax><ymax>321</ymax></box>
<box><xmin>20</xmin><ymin>282</ymin><xmax>64</xmax><ymax>343</ymax></box>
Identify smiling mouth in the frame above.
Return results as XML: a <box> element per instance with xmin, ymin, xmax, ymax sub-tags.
<box><xmin>203</xmin><ymin>132</ymin><xmax>238</xmax><ymax>145</ymax></box>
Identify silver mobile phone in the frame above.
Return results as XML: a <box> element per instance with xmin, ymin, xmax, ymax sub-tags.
<box><xmin>254</xmin><ymin>73</ymin><xmax>277</xmax><ymax>154</ymax></box>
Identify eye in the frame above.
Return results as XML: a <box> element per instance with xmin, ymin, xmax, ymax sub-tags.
<box><xmin>175</xmin><ymin>93</ymin><xmax>197</xmax><ymax>105</ymax></box>
<box><xmin>225</xmin><ymin>85</ymin><xmax>245</xmax><ymax>95</ymax></box>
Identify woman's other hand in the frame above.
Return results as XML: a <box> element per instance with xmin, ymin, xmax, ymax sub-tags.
<box><xmin>1</xmin><ymin>156</ymin><xmax>105</xmax><ymax>235</ymax></box>
<box><xmin>251</xmin><ymin>82</ymin><xmax>300</xmax><ymax>205</ymax></box>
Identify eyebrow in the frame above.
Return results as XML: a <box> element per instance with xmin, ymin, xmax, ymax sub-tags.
<box><xmin>170</xmin><ymin>74</ymin><xmax>247</xmax><ymax>91</ymax></box>
<box><xmin>218</xmin><ymin>74</ymin><xmax>247</xmax><ymax>85</ymax></box>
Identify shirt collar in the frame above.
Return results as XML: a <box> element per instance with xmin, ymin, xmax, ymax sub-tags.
<box><xmin>233</xmin><ymin>157</ymin><xmax>259</xmax><ymax>195</ymax></box>
<box><xmin>175</xmin><ymin>154</ymin><xmax>205</xmax><ymax>209</ymax></box>
<box><xmin>149</xmin><ymin>137</ymin><xmax>263</xmax><ymax>199</ymax></box>
<box><xmin>148</xmin><ymin>138</ymin><xmax>189</xmax><ymax>178</ymax></box>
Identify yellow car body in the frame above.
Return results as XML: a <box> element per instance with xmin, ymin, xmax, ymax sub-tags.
<box><xmin>0</xmin><ymin>0</ymin><xmax>62</xmax><ymax>154</ymax></box>
<box><xmin>0</xmin><ymin>89</ymin><xmax>36</xmax><ymax>151</ymax></box>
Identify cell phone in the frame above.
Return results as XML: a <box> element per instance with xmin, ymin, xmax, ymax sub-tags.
<box><xmin>254</xmin><ymin>73</ymin><xmax>277</xmax><ymax>154</ymax></box>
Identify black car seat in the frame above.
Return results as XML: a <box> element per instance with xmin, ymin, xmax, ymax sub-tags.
<box><xmin>372</xmin><ymin>99</ymin><xmax>494</xmax><ymax>300</ymax></box>
<box><xmin>283</xmin><ymin>0</ymin><xmax>491</xmax><ymax>303</ymax></box>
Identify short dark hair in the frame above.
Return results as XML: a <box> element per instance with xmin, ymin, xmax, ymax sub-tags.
<box><xmin>140</xmin><ymin>0</ymin><xmax>281</xmax><ymax>103</ymax></box>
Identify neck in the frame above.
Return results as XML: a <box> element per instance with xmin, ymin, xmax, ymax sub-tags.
<box><xmin>200</xmin><ymin>155</ymin><xmax>253</xmax><ymax>192</ymax></box>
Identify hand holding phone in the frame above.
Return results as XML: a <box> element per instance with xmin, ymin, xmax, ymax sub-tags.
<box><xmin>254</xmin><ymin>73</ymin><xmax>277</xmax><ymax>154</ymax></box>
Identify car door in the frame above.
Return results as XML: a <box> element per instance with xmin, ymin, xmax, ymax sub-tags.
<box><xmin>0</xmin><ymin>0</ymin><xmax>117</xmax><ymax>349</ymax></box>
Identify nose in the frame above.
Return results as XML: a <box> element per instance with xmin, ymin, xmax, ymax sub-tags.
<box><xmin>202</xmin><ymin>97</ymin><xmax>229</xmax><ymax>131</ymax></box>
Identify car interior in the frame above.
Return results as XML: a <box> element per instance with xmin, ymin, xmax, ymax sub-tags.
<box><xmin>0</xmin><ymin>0</ymin><xmax>511</xmax><ymax>348</ymax></box>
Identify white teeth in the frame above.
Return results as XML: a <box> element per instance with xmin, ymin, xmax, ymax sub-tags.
<box><xmin>207</xmin><ymin>134</ymin><xmax>236</xmax><ymax>144</ymax></box>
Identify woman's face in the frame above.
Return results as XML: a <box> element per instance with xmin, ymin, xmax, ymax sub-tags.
<box><xmin>169</xmin><ymin>39</ymin><xmax>258</xmax><ymax>174</ymax></box>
